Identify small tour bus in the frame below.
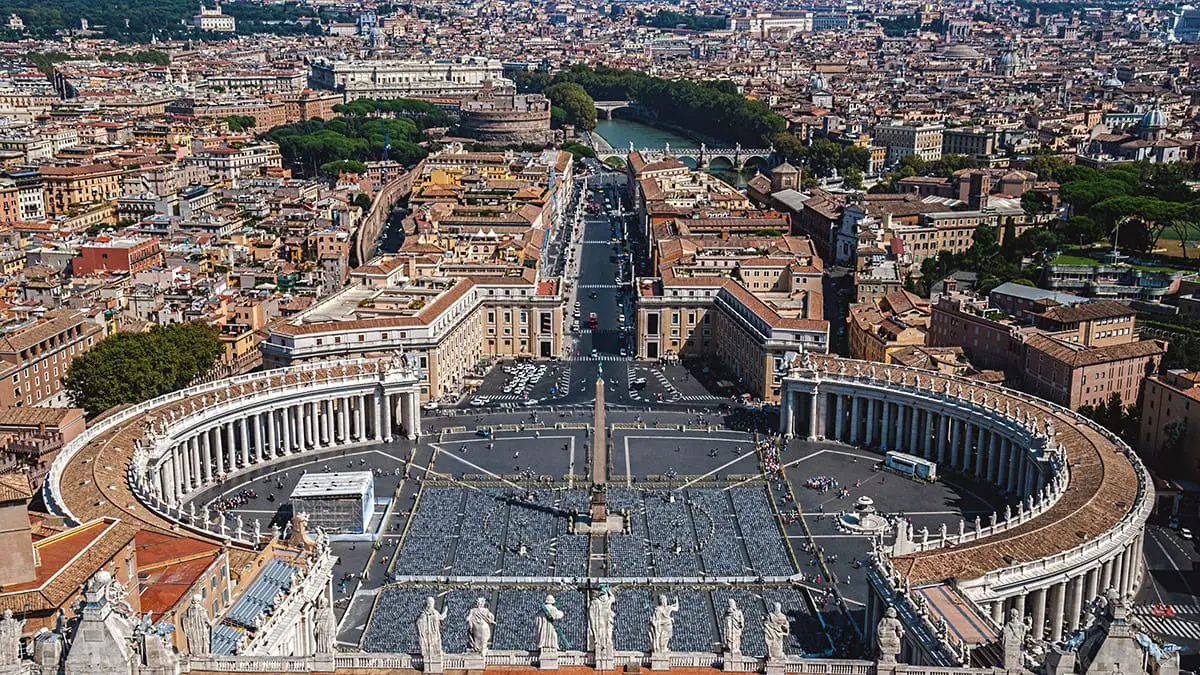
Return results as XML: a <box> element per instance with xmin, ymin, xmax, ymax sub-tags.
<box><xmin>884</xmin><ymin>451</ymin><xmax>938</xmax><ymax>481</ymax></box>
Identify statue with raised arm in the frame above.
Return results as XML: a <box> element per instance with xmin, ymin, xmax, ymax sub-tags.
<box><xmin>764</xmin><ymin>602</ymin><xmax>790</xmax><ymax>662</ymax></box>
<box><xmin>416</xmin><ymin>597</ymin><xmax>448</xmax><ymax>663</ymax></box>
<box><xmin>589</xmin><ymin>586</ymin><xmax>616</xmax><ymax>656</ymax></box>
<box><xmin>649</xmin><ymin>595</ymin><xmax>680</xmax><ymax>654</ymax></box>
<box><xmin>181</xmin><ymin>593</ymin><xmax>211</xmax><ymax>655</ymax></box>
<box><xmin>537</xmin><ymin>595</ymin><xmax>565</xmax><ymax>651</ymax></box>
<box><xmin>467</xmin><ymin>598</ymin><xmax>496</xmax><ymax>657</ymax></box>
<box><xmin>722</xmin><ymin>599</ymin><xmax>745</xmax><ymax>655</ymax></box>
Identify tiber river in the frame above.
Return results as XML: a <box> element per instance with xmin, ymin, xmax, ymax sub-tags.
<box><xmin>592</xmin><ymin>118</ymin><xmax>759</xmax><ymax>187</ymax></box>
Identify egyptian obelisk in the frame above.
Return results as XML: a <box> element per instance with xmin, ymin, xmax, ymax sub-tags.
<box><xmin>590</xmin><ymin>365</ymin><xmax>607</xmax><ymax>523</ymax></box>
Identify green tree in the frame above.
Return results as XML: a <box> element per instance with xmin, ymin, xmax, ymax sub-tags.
<box><xmin>64</xmin><ymin>322</ymin><xmax>222</xmax><ymax>417</ymax></box>
<box><xmin>1021</xmin><ymin>190</ymin><xmax>1053</xmax><ymax>219</ymax></box>
<box><xmin>320</xmin><ymin>159</ymin><xmax>367</xmax><ymax>176</ymax></box>
<box><xmin>544</xmin><ymin>82</ymin><xmax>596</xmax><ymax>131</ymax></box>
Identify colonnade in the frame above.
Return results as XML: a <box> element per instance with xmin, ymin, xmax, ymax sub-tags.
<box><xmin>779</xmin><ymin>361</ymin><xmax>1149</xmax><ymax>655</ymax></box>
<box><xmin>151</xmin><ymin>387</ymin><xmax>421</xmax><ymax>508</ymax></box>
<box><xmin>781</xmin><ymin>387</ymin><xmax>1044</xmax><ymax>497</ymax></box>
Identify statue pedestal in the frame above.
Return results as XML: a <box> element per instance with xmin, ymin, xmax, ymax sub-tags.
<box><xmin>463</xmin><ymin>654</ymin><xmax>486</xmax><ymax>671</ymax></box>
<box><xmin>539</xmin><ymin>649</ymin><xmax>559</xmax><ymax>670</ymax></box>
<box><xmin>765</xmin><ymin>659</ymin><xmax>786</xmax><ymax>675</ymax></box>
<box><xmin>424</xmin><ymin>657</ymin><xmax>445</xmax><ymax>674</ymax></box>
<box><xmin>651</xmin><ymin>652</ymin><xmax>671</xmax><ymax>671</ymax></box>
<box><xmin>594</xmin><ymin>650</ymin><xmax>615</xmax><ymax>671</ymax></box>
<box><xmin>723</xmin><ymin>653</ymin><xmax>754</xmax><ymax>672</ymax></box>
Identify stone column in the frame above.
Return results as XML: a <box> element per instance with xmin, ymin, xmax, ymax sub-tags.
<box><xmin>339</xmin><ymin>397</ymin><xmax>350</xmax><ymax>442</ymax></box>
<box><xmin>991</xmin><ymin>601</ymin><xmax>1003</xmax><ymax>624</ymax></box>
<box><xmin>382</xmin><ymin>393</ymin><xmax>394</xmax><ymax>443</ymax></box>
<box><xmin>938</xmin><ymin>414</ymin><xmax>950</xmax><ymax>464</ymax></box>
<box><xmin>373</xmin><ymin>392</ymin><xmax>384</xmax><ymax>442</ymax></box>
<box><xmin>881</xmin><ymin>401</ymin><xmax>891</xmax><ymax>451</ymax></box>
<box><xmin>949</xmin><ymin>419</ymin><xmax>960</xmax><ymax>470</ymax></box>
<box><xmin>158</xmin><ymin>464</ymin><xmax>170</xmax><ymax>505</ymax></box>
<box><xmin>987</xmin><ymin>432</ymin><xmax>999</xmax><ymax>484</ymax></box>
<box><xmin>909</xmin><ymin>407</ymin><xmax>920</xmax><ymax>453</ymax></box>
<box><xmin>408</xmin><ymin>392</ymin><xmax>421</xmax><ymax>439</ymax></box>
<box><xmin>1014</xmin><ymin>593</ymin><xmax>1027</xmax><ymax>623</ymax></box>
<box><xmin>265</xmin><ymin>410</ymin><xmax>276</xmax><ymax>458</ymax></box>
<box><xmin>1008</xmin><ymin>442</ymin><xmax>1021</xmax><ymax>494</ymax></box>
<box><xmin>780</xmin><ymin>390</ymin><xmax>794</xmax><ymax>437</ymax></box>
<box><xmin>199</xmin><ymin>431</ymin><xmax>212</xmax><ymax>484</ymax></box>
<box><xmin>851</xmin><ymin>396</ymin><xmax>862</xmax><ymax>445</ymax></box>
<box><xmin>807</xmin><ymin>390</ymin><xmax>819</xmax><ymax>441</ymax></box>
<box><xmin>1085</xmin><ymin>567</ymin><xmax>1100</xmax><ymax>604</ymax></box>
<box><xmin>1048</xmin><ymin>583</ymin><xmax>1066</xmax><ymax>642</ymax></box>
<box><xmin>320</xmin><ymin>400</ymin><xmax>331</xmax><ymax>445</ymax></box>
<box><xmin>183</xmin><ymin>439</ymin><xmax>195</xmax><ymax>490</ymax></box>
<box><xmin>835</xmin><ymin>394</ymin><xmax>845</xmax><ymax>442</ymax></box>
<box><xmin>1066</xmin><ymin>574</ymin><xmax>1085</xmax><ymax>632</ymax></box>
<box><xmin>1030</xmin><ymin>587</ymin><xmax>1047</xmax><ymax>640</ymax></box>
<box><xmin>355</xmin><ymin>396</ymin><xmax>366</xmax><ymax>440</ymax></box>
<box><xmin>239</xmin><ymin>417</ymin><xmax>250</xmax><ymax>467</ymax></box>
<box><xmin>974</xmin><ymin>425</ymin><xmax>986</xmax><ymax>479</ymax></box>
<box><xmin>1100</xmin><ymin>559</ymin><xmax>1114</xmax><ymax>594</ymax></box>
<box><xmin>866</xmin><ymin>398</ymin><xmax>877</xmax><ymax>447</ymax></box>
<box><xmin>225</xmin><ymin>423</ymin><xmax>236</xmax><ymax>472</ymax></box>
<box><xmin>282</xmin><ymin>406</ymin><xmax>293</xmax><ymax>453</ymax></box>
<box><xmin>923</xmin><ymin>411</ymin><xmax>934</xmax><ymax>458</ymax></box>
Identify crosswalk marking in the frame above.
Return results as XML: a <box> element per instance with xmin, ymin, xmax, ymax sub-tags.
<box><xmin>577</xmin><ymin>284</ymin><xmax>619</xmax><ymax>289</ymax></box>
<box><xmin>1132</xmin><ymin>614</ymin><xmax>1200</xmax><ymax>640</ymax></box>
<box><xmin>677</xmin><ymin>394</ymin><xmax>729</xmax><ymax>402</ymax></box>
<box><xmin>1133</xmin><ymin>603</ymin><xmax>1200</xmax><ymax>616</ymax></box>
<box><xmin>563</xmin><ymin>355</ymin><xmax>630</xmax><ymax>362</ymax></box>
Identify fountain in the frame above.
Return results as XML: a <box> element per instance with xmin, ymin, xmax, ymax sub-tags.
<box><xmin>840</xmin><ymin>496</ymin><xmax>890</xmax><ymax>534</ymax></box>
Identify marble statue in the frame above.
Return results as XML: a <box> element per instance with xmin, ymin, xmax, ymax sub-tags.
<box><xmin>181</xmin><ymin>593</ymin><xmax>211</xmax><ymax>655</ymax></box>
<box><xmin>314</xmin><ymin>590</ymin><xmax>334</xmax><ymax>654</ymax></box>
<box><xmin>649</xmin><ymin>595</ymin><xmax>680</xmax><ymax>654</ymax></box>
<box><xmin>467</xmin><ymin>597</ymin><xmax>496</xmax><ymax>657</ymax></box>
<box><xmin>537</xmin><ymin>595</ymin><xmax>565</xmax><ymax>651</ymax></box>
<box><xmin>722</xmin><ymin>599</ymin><xmax>745</xmax><ymax>655</ymax></box>
<box><xmin>764</xmin><ymin>602</ymin><xmax>790</xmax><ymax>662</ymax></box>
<box><xmin>0</xmin><ymin>609</ymin><xmax>23</xmax><ymax>665</ymax></box>
<box><xmin>1000</xmin><ymin>608</ymin><xmax>1030</xmax><ymax>671</ymax></box>
<box><xmin>588</xmin><ymin>587</ymin><xmax>615</xmax><ymax>656</ymax></box>
<box><xmin>416</xmin><ymin>597</ymin><xmax>448</xmax><ymax>662</ymax></box>
<box><xmin>877</xmin><ymin>607</ymin><xmax>904</xmax><ymax>663</ymax></box>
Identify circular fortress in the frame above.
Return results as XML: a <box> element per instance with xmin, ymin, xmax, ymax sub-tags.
<box><xmin>457</xmin><ymin>84</ymin><xmax>553</xmax><ymax>146</ymax></box>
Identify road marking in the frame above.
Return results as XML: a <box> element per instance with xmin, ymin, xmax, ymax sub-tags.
<box><xmin>1149</xmin><ymin>530</ymin><xmax>1196</xmax><ymax>598</ymax></box>
<box><xmin>724</xmin><ymin>449</ymin><xmax>828</xmax><ymax>490</ymax></box>
<box><xmin>676</xmin><ymin>449</ymin><xmax>759</xmax><ymax>490</ymax></box>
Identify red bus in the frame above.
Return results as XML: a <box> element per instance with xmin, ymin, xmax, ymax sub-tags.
<box><xmin>588</xmin><ymin>312</ymin><xmax>598</xmax><ymax>329</ymax></box>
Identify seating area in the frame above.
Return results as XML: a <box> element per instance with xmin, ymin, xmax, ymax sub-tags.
<box><xmin>391</xmin><ymin>486</ymin><xmax>795</xmax><ymax>578</ymax></box>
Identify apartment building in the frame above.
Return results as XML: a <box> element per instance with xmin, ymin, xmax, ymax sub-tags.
<box><xmin>74</xmin><ymin>237</ymin><xmax>165</xmax><ymax>276</ymax></box>
<box><xmin>262</xmin><ymin>263</ymin><xmax>563</xmax><ymax>401</ymax></box>
<box><xmin>931</xmin><ymin>290</ymin><xmax>1164</xmax><ymax>409</ymax></box>
<box><xmin>872</xmin><ymin>122</ymin><xmax>945</xmax><ymax>164</ymax></box>
<box><xmin>40</xmin><ymin>164</ymin><xmax>122</xmax><ymax>217</ymax></box>
<box><xmin>1022</xmin><ymin>333</ymin><xmax>1164</xmax><ymax>409</ymax></box>
<box><xmin>0</xmin><ymin>309</ymin><xmax>104</xmax><ymax>407</ymax></box>
<box><xmin>1139</xmin><ymin>370</ymin><xmax>1200</xmax><ymax>467</ymax></box>
<box><xmin>847</xmin><ymin>290</ymin><xmax>930</xmax><ymax>364</ymax></box>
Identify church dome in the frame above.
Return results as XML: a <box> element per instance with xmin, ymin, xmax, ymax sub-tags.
<box><xmin>942</xmin><ymin>44</ymin><xmax>982</xmax><ymax>60</ymax></box>
<box><xmin>997</xmin><ymin>50</ymin><xmax>1019</xmax><ymax>67</ymax></box>
<box><xmin>1141</xmin><ymin>107</ymin><xmax>1167</xmax><ymax>129</ymax></box>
